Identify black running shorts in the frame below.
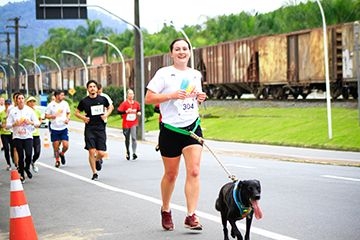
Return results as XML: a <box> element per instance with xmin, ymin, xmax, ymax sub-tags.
<box><xmin>84</xmin><ymin>126</ymin><xmax>107</xmax><ymax>151</ymax></box>
<box><xmin>159</xmin><ymin>120</ymin><xmax>203</xmax><ymax>158</ymax></box>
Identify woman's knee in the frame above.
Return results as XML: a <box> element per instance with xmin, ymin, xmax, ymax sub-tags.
<box><xmin>164</xmin><ymin>170</ymin><xmax>178</xmax><ymax>182</ymax></box>
<box><xmin>187</xmin><ymin>166</ymin><xmax>200</xmax><ymax>178</ymax></box>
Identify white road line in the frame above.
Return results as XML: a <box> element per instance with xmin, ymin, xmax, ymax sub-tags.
<box><xmin>321</xmin><ymin>175</ymin><xmax>360</xmax><ymax>182</ymax></box>
<box><xmin>37</xmin><ymin>162</ymin><xmax>298</xmax><ymax>240</ymax></box>
<box><xmin>226</xmin><ymin>164</ymin><xmax>256</xmax><ymax>169</ymax></box>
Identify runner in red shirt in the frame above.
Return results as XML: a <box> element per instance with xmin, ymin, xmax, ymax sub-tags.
<box><xmin>117</xmin><ymin>89</ymin><xmax>141</xmax><ymax>160</ymax></box>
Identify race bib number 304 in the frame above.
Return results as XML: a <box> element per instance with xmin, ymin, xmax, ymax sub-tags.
<box><xmin>175</xmin><ymin>98</ymin><xmax>196</xmax><ymax>117</ymax></box>
<box><xmin>91</xmin><ymin>105</ymin><xmax>104</xmax><ymax>116</ymax></box>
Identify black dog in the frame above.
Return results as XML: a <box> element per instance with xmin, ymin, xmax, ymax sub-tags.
<box><xmin>215</xmin><ymin>179</ymin><xmax>263</xmax><ymax>240</ymax></box>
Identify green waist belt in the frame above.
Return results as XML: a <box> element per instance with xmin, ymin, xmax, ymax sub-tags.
<box><xmin>163</xmin><ymin>118</ymin><xmax>201</xmax><ymax>136</ymax></box>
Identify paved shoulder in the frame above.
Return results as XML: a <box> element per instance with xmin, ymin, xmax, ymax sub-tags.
<box><xmin>69</xmin><ymin>121</ymin><xmax>360</xmax><ymax>166</ymax></box>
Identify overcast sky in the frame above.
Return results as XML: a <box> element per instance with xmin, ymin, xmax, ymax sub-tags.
<box><xmin>0</xmin><ymin>0</ymin><xmax>311</xmax><ymax>33</ymax></box>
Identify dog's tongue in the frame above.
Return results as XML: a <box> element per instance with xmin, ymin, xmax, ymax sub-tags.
<box><xmin>251</xmin><ymin>200</ymin><xmax>263</xmax><ymax>219</ymax></box>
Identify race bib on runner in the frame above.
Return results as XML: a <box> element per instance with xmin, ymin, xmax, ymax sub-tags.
<box><xmin>16</xmin><ymin>126</ymin><xmax>27</xmax><ymax>137</ymax></box>
<box><xmin>90</xmin><ymin>105</ymin><xmax>104</xmax><ymax>116</ymax></box>
<box><xmin>126</xmin><ymin>113</ymin><xmax>136</xmax><ymax>121</ymax></box>
<box><xmin>175</xmin><ymin>98</ymin><xmax>196</xmax><ymax>117</ymax></box>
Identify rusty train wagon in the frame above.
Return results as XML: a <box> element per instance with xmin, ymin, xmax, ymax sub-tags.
<box><xmin>256</xmin><ymin>20</ymin><xmax>358</xmax><ymax>100</ymax></box>
<box><xmin>199</xmin><ymin>20</ymin><xmax>359</xmax><ymax>100</ymax></box>
<box><xmin>195</xmin><ymin>36</ymin><xmax>259</xmax><ymax>99</ymax></box>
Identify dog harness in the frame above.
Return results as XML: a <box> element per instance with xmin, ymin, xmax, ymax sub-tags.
<box><xmin>233</xmin><ymin>180</ymin><xmax>253</xmax><ymax>218</ymax></box>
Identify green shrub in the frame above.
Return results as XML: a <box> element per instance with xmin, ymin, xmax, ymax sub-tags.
<box><xmin>73</xmin><ymin>86</ymin><xmax>87</xmax><ymax>102</ymax></box>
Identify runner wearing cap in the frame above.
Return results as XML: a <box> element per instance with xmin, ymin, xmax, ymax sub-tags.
<box><xmin>26</xmin><ymin>96</ymin><xmax>42</xmax><ymax>173</ymax></box>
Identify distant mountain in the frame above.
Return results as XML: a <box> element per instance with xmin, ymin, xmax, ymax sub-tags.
<box><xmin>0</xmin><ymin>0</ymin><xmax>126</xmax><ymax>52</ymax></box>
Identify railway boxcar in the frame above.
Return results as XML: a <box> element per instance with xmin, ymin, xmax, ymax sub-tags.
<box><xmin>201</xmin><ymin>20</ymin><xmax>359</xmax><ymax>100</ymax></box>
<box><xmin>196</xmin><ymin>37</ymin><xmax>259</xmax><ymax>99</ymax></box>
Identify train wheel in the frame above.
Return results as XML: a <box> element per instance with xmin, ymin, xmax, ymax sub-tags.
<box><xmin>350</xmin><ymin>87</ymin><xmax>358</xmax><ymax>99</ymax></box>
<box><xmin>342</xmin><ymin>88</ymin><xmax>349</xmax><ymax>100</ymax></box>
<box><xmin>254</xmin><ymin>88</ymin><xmax>262</xmax><ymax>99</ymax></box>
<box><xmin>330</xmin><ymin>87</ymin><xmax>342</xmax><ymax>100</ymax></box>
<box><xmin>262</xmin><ymin>88</ymin><xmax>269</xmax><ymax>99</ymax></box>
<box><xmin>270</xmin><ymin>87</ymin><xmax>284</xmax><ymax>100</ymax></box>
<box><xmin>213</xmin><ymin>88</ymin><xmax>223</xmax><ymax>99</ymax></box>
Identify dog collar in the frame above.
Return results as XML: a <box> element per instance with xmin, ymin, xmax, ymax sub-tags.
<box><xmin>233</xmin><ymin>180</ymin><xmax>252</xmax><ymax>218</ymax></box>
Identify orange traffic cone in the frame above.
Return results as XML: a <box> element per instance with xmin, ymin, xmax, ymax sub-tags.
<box><xmin>9</xmin><ymin>170</ymin><xmax>38</xmax><ymax>240</ymax></box>
<box><xmin>43</xmin><ymin>132</ymin><xmax>50</xmax><ymax>148</ymax></box>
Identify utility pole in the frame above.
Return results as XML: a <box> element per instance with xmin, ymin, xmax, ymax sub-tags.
<box><xmin>354</xmin><ymin>21</ymin><xmax>360</xmax><ymax>126</ymax></box>
<box><xmin>7</xmin><ymin>17</ymin><xmax>27</xmax><ymax>93</ymax></box>
<box><xmin>134</xmin><ymin>0</ymin><xmax>145</xmax><ymax>140</ymax></box>
<box><xmin>0</xmin><ymin>32</ymin><xmax>12</xmax><ymax>97</ymax></box>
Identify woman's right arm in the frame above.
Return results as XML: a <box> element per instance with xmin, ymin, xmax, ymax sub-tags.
<box><xmin>145</xmin><ymin>89</ymin><xmax>185</xmax><ymax>104</ymax></box>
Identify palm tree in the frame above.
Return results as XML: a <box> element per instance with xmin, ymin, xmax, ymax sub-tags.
<box><xmin>74</xmin><ymin>19</ymin><xmax>113</xmax><ymax>61</ymax></box>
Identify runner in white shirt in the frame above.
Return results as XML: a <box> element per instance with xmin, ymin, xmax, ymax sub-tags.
<box><xmin>45</xmin><ymin>90</ymin><xmax>70</xmax><ymax>168</ymax></box>
<box><xmin>97</xmin><ymin>83</ymin><xmax>114</xmax><ymax>124</ymax></box>
<box><xmin>6</xmin><ymin>93</ymin><xmax>40</xmax><ymax>183</ymax></box>
<box><xmin>145</xmin><ymin>39</ymin><xmax>207</xmax><ymax>231</ymax></box>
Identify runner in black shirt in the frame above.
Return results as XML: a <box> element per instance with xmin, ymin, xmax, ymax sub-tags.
<box><xmin>75</xmin><ymin>80</ymin><xmax>112</xmax><ymax>180</ymax></box>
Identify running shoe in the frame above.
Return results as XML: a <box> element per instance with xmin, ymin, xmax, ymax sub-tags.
<box><xmin>161</xmin><ymin>210</ymin><xmax>174</xmax><ymax>231</ymax></box>
<box><xmin>59</xmin><ymin>152</ymin><xmax>66</xmax><ymax>165</ymax></box>
<box><xmin>126</xmin><ymin>153</ymin><xmax>130</xmax><ymax>161</ymax></box>
<box><xmin>91</xmin><ymin>173</ymin><xmax>98</xmax><ymax>180</ymax></box>
<box><xmin>133</xmin><ymin>153</ymin><xmax>138</xmax><ymax>160</ymax></box>
<box><xmin>55</xmin><ymin>161</ymin><xmax>60</xmax><ymax>168</ymax></box>
<box><xmin>6</xmin><ymin>165</ymin><xmax>11</xmax><ymax>171</ymax></box>
<box><xmin>184</xmin><ymin>213</ymin><xmax>202</xmax><ymax>230</ymax></box>
<box><xmin>32</xmin><ymin>163</ymin><xmax>39</xmax><ymax>173</ymax></box>
<box><xmin>96</xmin><ymin>159</ymin><xmax>103</xmax><ymax>171</ymax></box>
<box><xmin>25</xmin><ymin>169</ymin><xmax>33</xmax><ymax>179</ymax></box>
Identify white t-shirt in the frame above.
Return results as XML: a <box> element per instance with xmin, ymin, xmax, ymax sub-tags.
<box><xmin>146</xmin><ymin>65</ymin><xmax>202</xmax><ymax>127</ymax></box>
<box><xmin>6</xmin><ymin>105</ymin><xmax>39</xmax><ymax>139</ymax></box>
<box><xmin>100</xmin><ymin>93</ymin><xmax>113</xmax><ymax>123</ymax></box>
<box><xmin>45</xmin><ymin>100</ymin><xmax>70</xmax><ymax>130</ymax></box>
<box><xmin>101</xmin><ymin>93</ymin><xmax>113</xmax><ymax>106</ymax></box>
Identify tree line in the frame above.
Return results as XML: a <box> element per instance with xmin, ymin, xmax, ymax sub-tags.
<box><xmin>20</xmin><ymin>0</ymin><xmax>360</xmax><ymax>72</ymax></box>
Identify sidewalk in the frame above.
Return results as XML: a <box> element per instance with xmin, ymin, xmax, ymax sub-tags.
<box><xmin>69</xmin><ymin>121</ymin><xmax>360</xmax><ymax>167</ymax></box>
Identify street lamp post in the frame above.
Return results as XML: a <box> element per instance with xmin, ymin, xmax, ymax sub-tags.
<box><xmin>88</xmin><ymin>5</ymin><xmax>145</xmax><ymax>140</ymax></box>
<box><xmin>18</xmin><ymin>62</ymin><xmax>28</xmax><ymax>97</ymax></box>
<box><xmin>315</xmin><ymin>0</ymin><xmax>332</xmax><ymax>139</ymax></box>
<box><xmin>168</xmin><ymin>21</ymin><xmax>194</xmax><ymax>69</ymax></box>
<box><xmin>3</xmin><ymin>64</ymin><xmax>15</xmax><ymax>76</ymax></box>
<box><xmin>93</xmin><ymin>38</ymin><xmax>126</xmax><ymax>99</ymax></box>
<box><xmin>0</xmin><ymin>64</ymin><xmax>8</xmax><ymax>97</ymax></box>
<box><xmin>39</xmin><ymin>55</ymin><xmax>62</xmax><ymax>90</ymax></box>
<box><xmin>24</xmin><ymin>58</ymin><xmax>43</xmax><ymax>96</ymax></box>
<box><xmin>61</xmin><ymin>50</ymin><xmax>88</xmax><ymax>87</ymax></box>
<box><xmin>2</xmin><ymin>62</ymin><xmax>25</xmax><ymax>93</ymax></box>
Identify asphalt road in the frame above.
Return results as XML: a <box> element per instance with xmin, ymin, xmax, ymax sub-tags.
<box><xmin>0</xmin><ymin>122</ymin><xmax>359</xmax><ymax>240</ymax></box>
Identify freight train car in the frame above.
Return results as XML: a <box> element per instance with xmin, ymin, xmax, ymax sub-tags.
<box><xmin>198</xmin><ymin>20</ymin><xmax>359</xmax><ymax>100</ymax></box>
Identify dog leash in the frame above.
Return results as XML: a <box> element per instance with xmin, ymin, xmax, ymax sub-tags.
<box><xmin>163</xmin><ymin>119</ymin><xmax>238</xmax><ymax>181</ymax></box>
